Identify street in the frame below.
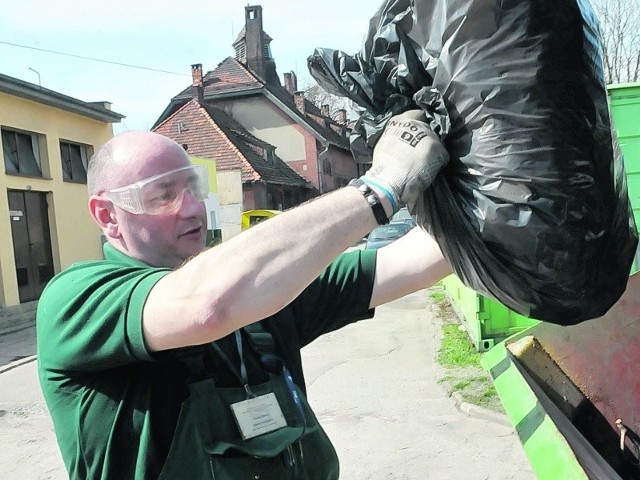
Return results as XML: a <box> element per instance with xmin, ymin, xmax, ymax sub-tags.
<box><xmin>0</xmin><ymin>290</ymin><xmax>534</xmax><ymax>479</ymax></box>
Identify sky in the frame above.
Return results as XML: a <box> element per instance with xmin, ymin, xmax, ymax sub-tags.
<box><xmin>0</xmin><ymin>0</ymin><xmax>377</xmax><ymax>133</ymax></box>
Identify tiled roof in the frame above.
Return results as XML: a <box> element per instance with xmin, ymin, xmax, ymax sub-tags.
<box><xmin>152</xmin><ymin>100</ymin><xmax>311</xmax><ymax>188</ymax></box>
<box><xmin>204</xmin><ymin>105</ymin><xmax>311</xmax><ymax>188</ymax></box>
<box><xmin>174</xmin><ymin>58</ymin><xmax>263</xmax><ymax>100</ymax></box>
<box><xmin>158</xmin><ymin>58</ymin><xmax>350</xmax><ymax>150</ymax></box>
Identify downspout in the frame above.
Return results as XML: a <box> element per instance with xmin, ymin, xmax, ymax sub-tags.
<box><xmin>317</xmin><ymin>143</ymin><xmax>329</xmax><ymax>194</ymax></box>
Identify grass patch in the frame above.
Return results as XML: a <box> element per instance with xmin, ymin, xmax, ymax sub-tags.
<box><xmin>429</xmin><ymin>290</ymin><xmax>446</xmax><ymax>304</ymax></box>
<box><xmin>430</xmin><ymin>286</ymin><xmax>503</xmax><ymax>413</ymax></box>
<box><xmin>438</xmin><ymin>324</ymin><xmax>483</xmax><ymax>368</ymax></box>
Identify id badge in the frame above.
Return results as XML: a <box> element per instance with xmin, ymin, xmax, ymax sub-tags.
<box><xmin>230</xmin><ymin>393</ymin><xmax>287</xmax><ymax>440</ymax></box>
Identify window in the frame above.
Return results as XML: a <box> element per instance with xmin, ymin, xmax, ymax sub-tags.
<box><xmin>60</xmin><ymin>141</ymin><xmax>90</xmax><ymax>183</ymax></box>
<box><xmin>2</xmin><ymin>128</ymin><xmax>43</xmax><ymax>176</ymax></box>
<box><xmin>265</xmin><ymin>149</ymin><xmax>275</xmax><ymax>165</ymax></box>
<box><xmin>323</xmin><ymin>158</ymin><xmax>332</xmax><ymax>175</ymax></box>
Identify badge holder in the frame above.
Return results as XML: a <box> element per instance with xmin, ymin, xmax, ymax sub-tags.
<box><xmin>211</xmin><ymin>330</ymin><xmax>290</xmax><ymax>440</ymax></box>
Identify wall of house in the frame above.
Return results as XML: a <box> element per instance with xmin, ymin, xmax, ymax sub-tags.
<box><xmin>244</xmin><ymin>182</ymin><xmax>268</xmax><ymax>210</ymax></box>
<box><xmin>218</xmin><ymin>96</ymin><xmax>353</xmax><ymax>194</ymax></box>
<box><xmin>217</xmin><ymin>169</ymin><xmax>243</xmax><ymax>240</ymax></box>
<box><xmin>0</xmin><ymin>92</ymin><xmax>114</xmax><ymax>306</ymax></box>
<box><xmin>297</xmin><ymin>126</ymin><xmax>320</xmax><ymax>190</ymax></box>
<box><xmin>224</xmin><ymin>96</ymin><xmax>308</xmax><ymax>163</ymax></box>
<box><xmin>266</xmin><ymin>185</ymin><xmax>310</xmax><ymax>210</ymax></box>
<box><xmin>325</xmin><ymin>146</ymin><xmax>359</xmax><ymax>191</ymax></box>
<box><xmin>189</xmin><ymin>156</ymin><xmax>221</xmax><ymax>243</ymax></box>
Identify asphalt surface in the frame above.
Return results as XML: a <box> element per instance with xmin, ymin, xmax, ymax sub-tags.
<box><xmin>0</xmin><ymin>290</ymin><xmax>535</xmax><ymax>479</ymax></box>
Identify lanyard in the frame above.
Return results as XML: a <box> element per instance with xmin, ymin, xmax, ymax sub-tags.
<box><xmin>210</xmin><ymin>330</ymin><xmax>256</xmax><ymax>398</ymax></box>
<box><xmin>211</xmin><ymin>328</ymin><xmax>307</xmax><ymax>429</ymax></box>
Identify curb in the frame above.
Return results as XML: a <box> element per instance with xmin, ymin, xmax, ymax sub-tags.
<box><xmin>451</xmin><ymin>391</ymin><xmax>512</xmax><ymax>428</ymax></box>
<box><xmin>0</xmin><ymin>355</ymin><xmax>37</xmax><ymax>375</ymax></box>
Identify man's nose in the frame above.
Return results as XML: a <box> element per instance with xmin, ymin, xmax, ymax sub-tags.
<box><xmin>179</xmin><ymin>189</ymin><xmax>205</xmax><ymax>215</ymax></box>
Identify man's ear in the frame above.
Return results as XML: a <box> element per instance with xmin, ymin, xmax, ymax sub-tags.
<box><xmin>88</xmin><ymin>195</ymin><xmax>120</xmax><ymax>238</ymax></box>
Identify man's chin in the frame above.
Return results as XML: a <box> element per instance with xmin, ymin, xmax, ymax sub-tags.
<box><xmin>174</xmin><ymin>244</ymin><xmax>206</xmax><ymax>268</ymax></box>
<box><xmin>179</xmin><ymin>238</ymin><xmax>207</xmax><ymax>261</ymax></box>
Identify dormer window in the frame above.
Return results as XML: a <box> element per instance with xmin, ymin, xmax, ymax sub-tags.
<box><xmin>265</xmin><ymin>148</ymin><xmax>275</xmax><ymax>165</ymax></box>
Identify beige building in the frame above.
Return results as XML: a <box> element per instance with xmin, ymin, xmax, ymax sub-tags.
<box><xmin>0</xmin><ymin>73</ymin><xmax>123</xmax><ymax>308</ymax></box>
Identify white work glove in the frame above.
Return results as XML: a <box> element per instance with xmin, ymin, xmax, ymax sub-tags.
<box><xmin>365</xmin><ymin>110</ymin><xmax>449</xmax><ymax>214</ymax></box>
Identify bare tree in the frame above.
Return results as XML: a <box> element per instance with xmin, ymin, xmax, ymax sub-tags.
<box><xmin>593</xmin><ymin>0</ymin><xmax>640</xmax><ymax>83</ymax></box>
<box><xmin>303</xmin><ymin>82</ymin><xmax>355</xmax><ymax>121</ymax></box>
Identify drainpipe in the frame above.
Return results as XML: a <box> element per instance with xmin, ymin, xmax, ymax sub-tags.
<box><xmin>317</xmin><ymin>144</ymin><xmax>329</xmax><ymax>194</ymax></box>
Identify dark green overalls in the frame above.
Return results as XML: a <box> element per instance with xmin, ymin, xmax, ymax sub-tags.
<box><xmin>158</xmin><ymin>324</ymin><xmax>340</xmax><ymax>479</ymax></box>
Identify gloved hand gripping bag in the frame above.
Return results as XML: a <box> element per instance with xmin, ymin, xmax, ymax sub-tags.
<box><xmin>308</xmin><ymin>0</ymin><xmax>639</xmax><ymax>324</ymax></box>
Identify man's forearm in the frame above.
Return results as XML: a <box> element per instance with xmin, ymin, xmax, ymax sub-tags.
<box><xmin>144</xmin><ymin>186</ymin><xmax>379</xmax><ymax>350</ymax></box>
<box><xmin>370</xmin><ymin>227</ymin><xmax>451</xmax><ymax>308</ymax></box>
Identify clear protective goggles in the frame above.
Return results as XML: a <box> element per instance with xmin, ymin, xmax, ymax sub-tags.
<box><xmin>103</xmin><ymin>165</ymin><xmax>209</xmax><ymax>215</ymax></box>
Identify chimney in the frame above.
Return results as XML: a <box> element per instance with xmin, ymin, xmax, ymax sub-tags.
<box><xmin>191</xmin><ymin>63</ymin><xmax>204</xmax><ymax>104</ymax></box>
<box><xmin>293</xmin><ymin>91</ymin><xmax>306</xmax><ymax>114</ymax></box>
<box><xmin>337</xmin><ymin>109</ymin><xmax>347</xmax><ymax>124</ymax></box>
<box><xmin>245</xmin><ymin>5</ymin><xmax>265</xmax><ymax>80</ymax></box>
<box><xmin>283</xmin><ymin>71</ymin><xmax>298</xmax><ymax>94</ymax></box>
<box><xmin>321</xmin><ymin>104</ymin><xmax>330</xmax><ymax>118</ymax></box>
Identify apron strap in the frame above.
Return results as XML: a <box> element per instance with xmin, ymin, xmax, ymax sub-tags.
<box><xmin>244</xmin><ymin>322</ymin><xmax>277</xmax><ymax>357</ymax></box>
<box><xmin>172</xmin><ymin>345</ymin><xmax>212</xmax><ymax>383</ymax></box>
<box><xmin>243</xmin><ymin>322</ymin><xmax>286</xmax><ymax>374</ymax></box>
<box><xmin>173</xmin><ymin>322</ymin><xmax>282</xmax><ymax>384</ymax></box>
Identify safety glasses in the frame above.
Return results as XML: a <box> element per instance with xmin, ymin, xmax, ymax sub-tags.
<box><xmin>102</xmin><ymin>165</ymin><xmax>209</xmax><ymax>215</ymax></box>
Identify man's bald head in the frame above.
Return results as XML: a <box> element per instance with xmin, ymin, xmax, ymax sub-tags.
<box><xmin>87</xmin><ymin>131</ymin><xmax>189</xmax><ymax>195</ymax></box>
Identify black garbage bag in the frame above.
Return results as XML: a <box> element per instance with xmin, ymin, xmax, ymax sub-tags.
<box><xmin>308</xmin><ymin>0</ymin><xmax>638</xmax><ymax>324</ymax></box>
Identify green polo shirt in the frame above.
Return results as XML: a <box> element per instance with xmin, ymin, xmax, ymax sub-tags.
<box><xmin>37</xmin><ymin>243</ymin><xmax>376</xmax><ymax>480</ymax></box>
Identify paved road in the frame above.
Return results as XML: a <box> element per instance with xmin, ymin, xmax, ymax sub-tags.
<box><xmin>0</xmin><ymin>290</ymin><xmax>534</xmax><ymax>479</ymax></box>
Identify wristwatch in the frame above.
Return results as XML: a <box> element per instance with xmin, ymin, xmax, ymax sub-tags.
<box><xmin>349</xmin><ymin>178</ymin><xmax>390</xmax><ymax>225</ymax></box>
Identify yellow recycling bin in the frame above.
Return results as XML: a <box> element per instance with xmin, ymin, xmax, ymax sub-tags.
<box><xmin>241</xmin><ymin>210</ymin><xmax>281</xmax><ymax>231</ymax></box>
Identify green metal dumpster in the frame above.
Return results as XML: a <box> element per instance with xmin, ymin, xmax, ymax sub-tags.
<box><xmin>443</xmin><ymin>82</ymin><xmax>640</xmax><ymax>351</ymax></box>
<box><xmin>442</xmin><ymin>274</ymin><xmax>538</xmax><ymax>352</ymax></box>
<box><xmin>609</xmin><ymin>82</ymin><xmax>640</xmax><ymax>272</ymax></box>
<box><xmin>481</xmin><ymin>273</ymin><xmax>640</xmax><ymax>479</ymax></box>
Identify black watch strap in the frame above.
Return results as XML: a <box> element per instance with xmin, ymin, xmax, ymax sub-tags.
<box><xmin>349</xmin><ymin>178</ymin><xmax>389</xmax><ymax>225</ymax></box>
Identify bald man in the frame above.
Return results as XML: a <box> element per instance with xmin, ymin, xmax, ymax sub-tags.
<box><xmin>37</xmin><ymin>111</ymin><xmax>450</xmax><ymax>480</ymax></box>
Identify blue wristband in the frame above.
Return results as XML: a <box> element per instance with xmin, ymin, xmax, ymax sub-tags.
<box><xmin>360</xmin><ymin>176</ymin><xmax>399</xmax><ymax>214</ymax></box>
